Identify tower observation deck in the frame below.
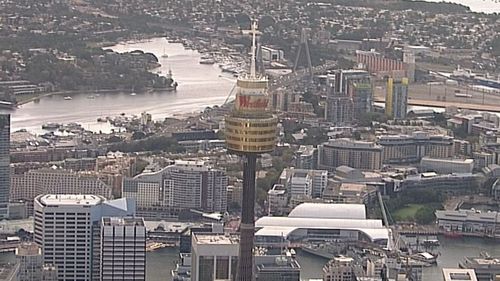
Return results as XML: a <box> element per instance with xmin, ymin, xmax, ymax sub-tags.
<box><xmin>225</xmin><ymin>21</ymin><xmax>277</xmax><ymax>281</ymax></box>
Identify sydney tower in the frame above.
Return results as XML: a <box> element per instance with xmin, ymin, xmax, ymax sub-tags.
<box><xmin>225</xmin><ymin>22</ymin><xmax>278</xmax><ymax>281</ymax></box>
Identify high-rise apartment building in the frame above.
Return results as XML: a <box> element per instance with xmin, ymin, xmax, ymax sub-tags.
<box><xmin>11</xmin><ymin>168</ymin><xmax>113</xmax><ymax>213</ymax></box>
<box><xmin>123</xmin><ymin>160</ymin><xmax>228</xmax><ymax>219</ymax></box>
<box><xmin>0</xmin><ymin>114</ymin><xmax>9</xmax><ymax>219</ymax></box>
<box><xmin>33</xmin><ymin>194</ymin><xmax>135</xmax><ymax>281</ymax></box>
<box><xmin>279</xmin><ymin>168</ymin><xmax>328</xmax><ymax>199</ymax></box>
<box><xmin>100</xmin><ymin>217</ymin><xmax>146</xmax><ymax>281</ymax></box>
<box><xmin>325</xmin><ymin>96</ymin><xmax>353</xmax><ymax>125</ymax></box>
<box><xmin>318</xmin><ymin>138</ymin><xmax>383</xmax><ymax>171</ymax></box>
<box><xmin>385</xmin><ymin>77</ymin><xmax>409</xmax><ymax>119</ymax></box>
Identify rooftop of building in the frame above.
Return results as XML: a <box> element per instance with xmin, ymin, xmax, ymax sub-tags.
<box><xmin>442</xmin><ymin>268</ymin><xmax>478</xmax><ymax>281</ymax></box>
<box><xmin>102</xmin><ymin>217</ymin><xmax>145</xmax><ymax>227</ymax></box>
<box><xmin>193</xmin><ymin>233</ymin><xmax>239</xmax><ymax>245</ymax></box>
<box><xmin>288</xmin><ymin>203</ymin><xmax>366</xmax><ymax>220</ymax></box>
<box><xmin>37</xmin><ymin>194</ymin><xmax>105</xmax><ymax>206</ymax></box>
<box><xmin>324</xmin><ymin>138</ymin><xmax>382</xmax><ymax>149</ymax></box>
<box><xmin>255</xmin><ymin>256</ymin><xmax>301</xmax><ymax>271</ymax></box>
<box><xmin>15</xmin><ymin>242</ymin><xmax>40</xmax><ymax>256</ymax></box>
<box><xmin>436</xmin><ymin>209</ymin><xmax>500</xmax><ymax>222</ymax></box>
<box><xmin>421</xmin><ymin>157</ymin><xmax>474</xmax><ymax>164</ymax></box>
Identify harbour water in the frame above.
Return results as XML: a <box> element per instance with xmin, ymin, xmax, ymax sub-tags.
<box><xmin>421</xmin><ymin>0</ymin><xmax>500</xmax><ymax>13</ymax></box>
<box><xmin>0</xmin><ymin>38</ymin><xmax>235</xmax><ymax>134</ymax></box>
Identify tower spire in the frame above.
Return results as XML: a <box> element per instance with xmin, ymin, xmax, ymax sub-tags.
<box><xmin>250</xmin><ymin>20</ymin><xmax>257</xmax><ymax>78</ymax></box>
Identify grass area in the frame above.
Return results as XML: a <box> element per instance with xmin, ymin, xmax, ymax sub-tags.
<box><xmin>392</xmin><ymin>204</ymin><xmax>425</xmax><ymax>221</ymax></box>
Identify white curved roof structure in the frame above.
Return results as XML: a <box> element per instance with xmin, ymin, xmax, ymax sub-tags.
<box><xmin>288</xmin><ymin>203</ymin><xmax>366</xmax><ymax>220</ymax></box>
<box><xmin>256</xmin><ymin>217</ymin><xmax>383</xmax><ymax>229</ymax></box>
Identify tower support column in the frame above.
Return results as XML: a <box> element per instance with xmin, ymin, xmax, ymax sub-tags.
<box><xmin>236</xmin><ymin>154</ymin><xmax>257</xmax><ymax>281</ymax></box>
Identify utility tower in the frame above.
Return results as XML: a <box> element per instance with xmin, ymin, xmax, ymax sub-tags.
<box><xmin>225</xmin><ymin>21</ymin><xmax>278</xmax><ymax>281</ymax></box>
<box><xmin>293</xmin><ymin>28</ymin><xmax>313</xmax><ymax>79</ymax></box>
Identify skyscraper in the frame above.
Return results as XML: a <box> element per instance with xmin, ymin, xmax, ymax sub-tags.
<box><xmin>224</xmin><ymin>22</ymin><xmax>278</xmax><ymax>281</ymax></box>
<box><xmin>100</xmin><ymin>217</ymin><xmax>146</xmax><ymax>281</ymax></box>
<box><xmin>385</xmin><ymin>77</ymin><xmax>409</xmax><ymax>119</ymax></box>
<box><xmin>33</xmin><ymin>194</ymin><xmax>135</xmax><ymax>281</ymax></box>
<box><xmin>0</xmin><ymin>114</ymin><xmax>9</xmax><ymax>219</ymax></box>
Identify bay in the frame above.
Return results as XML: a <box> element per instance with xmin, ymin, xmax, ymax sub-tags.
<box><xmin>419</xmin><ymin>0</ymin><xmax>500</xmax><ymax>13</ymax></box>
<box><xmin>0</xmin><ymin>38</ymin><xmax>235</xmax><ymax>134</ymax></box>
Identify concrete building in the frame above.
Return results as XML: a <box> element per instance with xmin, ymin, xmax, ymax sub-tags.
<box><xmin>123</xmin><ymin>160</ymin><xmax>228</xmax><ymax>219</ymax></box>
<box><xmin>191</xmin><ymin>233</ymin><xmax>239</xmax><ymax>281</ymax></box>
<box><xmin>378</xmin><ymin>132</ymin><xmax>454</xmax><ymax>164</ymax></box>
<box><xmin>459</xmin><ymin>255</ymin><xmax>500</xmax><ymax>281</ymax></box>
<box><xmin>100</xmin><ymin>217</ymin><xmax>146</xmax><ymax>281</ymax></box>
<box><xmin>267</xmin><ymin>184</ymin><xmax>288</xmax><ymax>216</ymax></box>
<box><xmin>255</xmin><ymin>255</ymin><xmax>300</xmax><ymax>281</ymax></box>
<box><xmin>279</xmin><ymin>168</ymin><xmax>328</xmax><ymax>199</ymax></box>
<box><xmin>442</xmin><ymin>268</ymin><xmax>478</xmax><ymax>281</ymax></box>
<box><xmin>323</xmin><ymin>256</ymin><xmax>356</xmax><ymax>281</ymax></box>
<box><xmin>294</xmin><ymin>145</ymin><xmax>318</xmax><ymax>170</ymax></box>
<box><xmin>261</xmin><ymin>46</ymin><xmax>284</xmax><ymax>62</ymax></box>
<box><xmin>325</xmin><ymin>96</ymin><xmax>353</xmax><ymax>125</ymax></box>
<box><xmin>11</xmin><ymin>168</ymin><xmax>113</xmax><ymax>213</ymax></box>
<box><xmin>435</xmin><ymin>209</ymin><xmax>500</xmax><ymax>236</ymax></box>
<box><xmin>420</xmin><ymin>157</ymin><xmax>474</xmax><ymax>174</ymax></box>
<box><xmin>0</xmin><ymin>114</ymin><xmax>9</xmax><ymax>219</ymax></box>
<box><xmin>16</xmin><ymin>242</ymin><xmax>57</xmax><ymax>281</ymax></box>
<box><xmin>318</xmin><ymin>139</ymin><xmax>383</xmax><ymax>171</ymax></box>
<box><xmin>33</xmin><ymin>194</ymin><xmax>135</xmax><ymax>281</ymax></box>
<box><xmin>385</xmin><ymin>78</ymin><xmax>409</xmax><ymax>120</ymax></box>
<box><xmin>399</xmin><ymin>172</ymin><xmax>481</xmax><ymax>191</ymax></box>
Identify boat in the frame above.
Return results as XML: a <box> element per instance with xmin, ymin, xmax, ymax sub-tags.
<box><xmin>443</xmin><ymin>231</ymin><xmax>462</xmax><ymax>239</ymax></box>
<box><xmin>63</xmin><ymin>96</ymin><xmax>72</xmax><ymax>100</ymax></box>
<box><xmin>157</xmin><ymin>69</ymin><xmax>178</xmax><ymax>91</ymax></box>
<box><xmin>422</xmin><ymin>239</ymin><xmax>440</xmax><ymax>247</ymax></box>
<box><xmin>87</xmin><ymin>95</ymin><xmax>95</xmax><ymax>99</ymax></box>
<box><xmin>146</xmin><ymin>242</ymin><xmax>165</xmax><ymax>252</ymax></box>
<box><xmin>42</xmin><ymin>122</ymin><xmax>62</xmax><ymax>130</ymax></box>
<box><xmin>130</xmin><ymin>93</ymin><xmax>137</xmax><ymax>96</ymax></box>
<box><xmin>411</xmin><ymin>252</ymin><xmax>438</xmax><ymax>265</ymax></box>
<box><xmin>200</xmin><ymin>55</ymin><xmax>216</xmax><ymax>65</ymax></box>
<box><xmin>161</xmin><ymin>47</ymin><xmax>169</xmax><ymax>58</ymax></box>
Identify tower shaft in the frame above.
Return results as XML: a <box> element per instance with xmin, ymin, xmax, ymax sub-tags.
<box><xmin>236</xmin><ymin>154</ymin><xmax>257</xmax><ymax>281</ymax></box>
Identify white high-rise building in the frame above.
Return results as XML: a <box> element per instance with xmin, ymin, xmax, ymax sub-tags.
<box><xmin>279</xmin><ymin>168</ymin><xmax>328</xmax><ymax>199</ymax></box>
<box><xmin>191</xmin><ymin>233</ymin><xmax>239</xmax><ymax>281</ymax></box>
<box><xmin>100</xmin><ymin>217</ymin><xmax>146</xmax><ymax>281</ymax></box>
<box><xmin>33</xmin><ymin>194</ymin><xmax>135</xmax><ymax>281</ymax></box>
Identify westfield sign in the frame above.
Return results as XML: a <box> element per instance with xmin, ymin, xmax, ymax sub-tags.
<box><xmin>238</xmin><ymin>95</ymin><xmax>268</xmax><ymax>109</ymax></box>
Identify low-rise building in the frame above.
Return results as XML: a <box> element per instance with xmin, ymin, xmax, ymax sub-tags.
<box><xmin>442</xmin><ymin>268</ymin><xmax>478</xmax><ymax>281</ymax></box>
<box><xmin>435</xmin><ymin>209</ymin><xmax>500</xmax><ymax>236</ymax></box>
<box><xmin>420</xmin><ymin>157</ymin><xmax>474</xmax><ymax>174</ymax></box>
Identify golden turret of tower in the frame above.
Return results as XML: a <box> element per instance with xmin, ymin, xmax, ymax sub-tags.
<box><xmin>225</xmin><ymin>22</ymin><xmax>278</xmax><ymax>154</ymax></box>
